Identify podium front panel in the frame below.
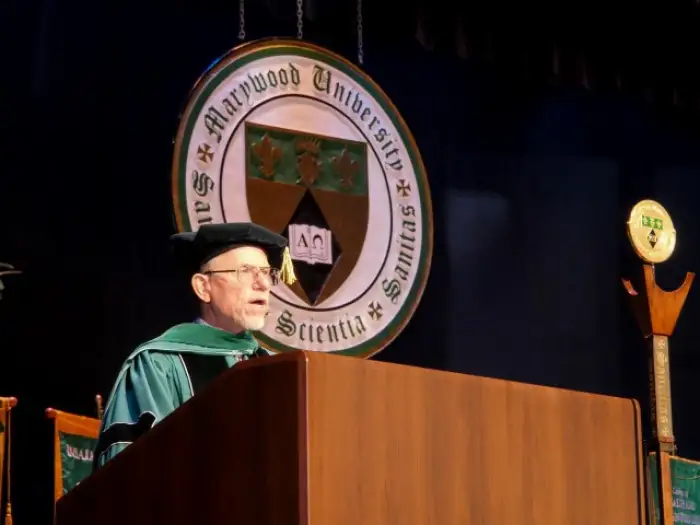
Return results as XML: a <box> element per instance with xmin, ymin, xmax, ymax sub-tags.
<box><xmin>304</xmin><ymin>354</ymin><xmax>646</xmax><ymax>525</ymax></box>
<box><xmin>56</xmin><ymin>356</ymin><xmax>308</xmax><ymax>525</ymax></box>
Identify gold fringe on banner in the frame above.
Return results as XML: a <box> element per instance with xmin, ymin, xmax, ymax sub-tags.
<box><xmin>1</xmin><ymin>397</ymin><xmax>18</xmax><ymax>525</ymax></box>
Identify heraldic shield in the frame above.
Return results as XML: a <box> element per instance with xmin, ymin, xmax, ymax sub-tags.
<box><xmin>244</xmin><ymin>121</ymin><xmax>369</xmax><ymax>307</ymax></box>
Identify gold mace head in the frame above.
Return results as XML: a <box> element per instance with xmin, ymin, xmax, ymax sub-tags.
<box><xmin>626</xmin><ymin>199</ymin><xmax>677</xmax><ymax>264</ymax></box>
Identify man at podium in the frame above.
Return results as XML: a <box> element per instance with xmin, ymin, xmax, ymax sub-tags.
<box><xmin>91</xmin><ymin>222</ymin><xmax>296</xmax><ymax>470</ymax></box>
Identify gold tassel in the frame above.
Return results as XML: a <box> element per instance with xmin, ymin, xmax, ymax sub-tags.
<box><xmin>5</xmin><ymin>503</ymin><xmax>12</xmax><ymax>525</ymax></box>
<box><xmin>95</xmin><ymin>394</ymin><xmax>104</xmax><ymax>420</ymax></box>
<box><xmin>280</xmin><ymin>247</ymin><xmax>297</xmax><ymax>286</ymax></box>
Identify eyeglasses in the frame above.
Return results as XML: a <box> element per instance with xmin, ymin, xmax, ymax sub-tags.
<box><xmin>204</xmin><ymin>264</ymin><xmax>281</xmax><ymax>286</ymax></box>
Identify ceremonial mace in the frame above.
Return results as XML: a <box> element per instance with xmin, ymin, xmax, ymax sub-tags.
<box><xmin>621</xmin><ymin>200</ymin><xmax>694</xmax><ymax>525</ymax></box>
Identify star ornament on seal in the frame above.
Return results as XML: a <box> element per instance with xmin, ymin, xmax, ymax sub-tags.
<box><xmin>626</xmin><ymin>200</ymin><xmax>677</xmax><ymax>264</ymax></box>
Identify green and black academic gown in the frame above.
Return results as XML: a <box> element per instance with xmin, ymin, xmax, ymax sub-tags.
<box><xmin>92</xmin><ymin>321</ymin><xmax>270</xmax><ymax>470</ymax></box>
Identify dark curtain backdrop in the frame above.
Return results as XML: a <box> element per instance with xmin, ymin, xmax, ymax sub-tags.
<box><xmin>3</xmin><ymin>1</ymin><xmax>700</xmax><ymax>523</ymax></box>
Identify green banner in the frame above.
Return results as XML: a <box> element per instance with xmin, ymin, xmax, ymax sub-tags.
<box><xmin>648</xmin><ymin>454</ymin><xmax>700</xmax><ymax>525</ymax></box>
<box><xmin>59</xmin><ymin>431</ymin><xmax>96</xmax><ymax>495</ymax></box>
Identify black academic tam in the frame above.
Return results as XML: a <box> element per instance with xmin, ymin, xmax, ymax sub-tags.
<box><xmin>170</xmin><ymin>222</ymin><xmax>296</xmax><ymax>284</ymax></box>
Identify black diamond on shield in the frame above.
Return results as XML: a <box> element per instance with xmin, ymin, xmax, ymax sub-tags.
<box><xmin>283</xmin><ymin>191</ymin><xmax>342</xmax><ymax>304</ymax></box>
<box><xmin>648</xmin><ymin>229</ymin><xmax>657</xmax><ymax>248</ymax></box>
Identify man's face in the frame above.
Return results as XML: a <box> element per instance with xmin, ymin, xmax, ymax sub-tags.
<box><xmin>194</xmin><ymin>245</ymin><xmax>273</xmax><ymax>332</ymax></box>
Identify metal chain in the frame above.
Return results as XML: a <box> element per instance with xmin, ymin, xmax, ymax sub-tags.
<box><xmin>296</xmin><ymin>0</ymin><xmax>304</xmax><ymax>40</ymax></box>
<box><xmin>238</xmin><ymin>0</ymin><xmax>245</xmax><ymax>40</ymax></box>
<box><xmin>357</xmin><ymin>0</ymin><xmax>364</xmax><ymax>65</ymax></box>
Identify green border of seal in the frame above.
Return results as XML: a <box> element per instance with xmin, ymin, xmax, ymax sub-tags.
<box><xmin>171</xmin><ymin>38</ymin><xmax>434</xmax><ymax>358</ymax></box>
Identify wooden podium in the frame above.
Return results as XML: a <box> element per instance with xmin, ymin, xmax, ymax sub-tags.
<box><xmin>56</xmin><ymin>351</ymin><xmax>647</xmax><ymax>525</ymax></box>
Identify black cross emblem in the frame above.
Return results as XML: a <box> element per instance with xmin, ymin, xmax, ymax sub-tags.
<box><xmin>368</xmin><ymin>301</ymin><xmax>383</xmax><ymax>320</ymax></box>
<box><xmin>396</xmin><ymin>180</ymin><xmax>411</xmax><ymax>198</ymax></box>
<box><xmin>197</xmin><ymin>143</ymin><xmax>214</xmax><ymax>164</ymax></box>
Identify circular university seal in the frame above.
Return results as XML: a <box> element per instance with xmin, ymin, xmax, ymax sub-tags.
<box><xmin>627</xmin><ymin>199</ymin><xmax>676</xmax><ymax>264</ymax></box>
<box><xmin>171</xmin><ymin>39</ymin><xmax>434</xmax><ymax>358</ymax></box>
